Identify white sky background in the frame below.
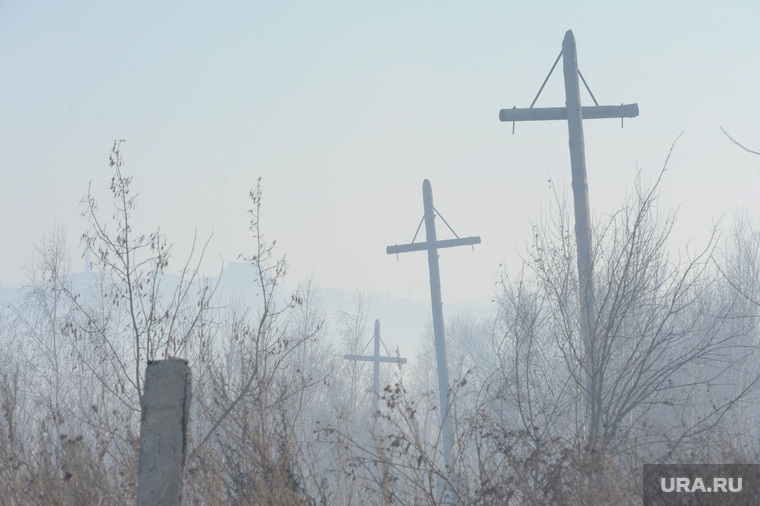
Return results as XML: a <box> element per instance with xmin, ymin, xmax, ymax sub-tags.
<box><xmin>1</xmin><ymin>1</ymin><xmax>759</xmax><ymax>314</ymax></box>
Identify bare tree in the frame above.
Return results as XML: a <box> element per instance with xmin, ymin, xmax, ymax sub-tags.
<box><xmin>11</xmin><ymin>226</ymin><xmax>75</xmax><ymax>431</ymax></box>
<box><xmin>494</xmin><ymin>155</ymin><xmax>760</xmax><ymax>459</ymax></box>
<box><xmin>16</xmin><ymin>138</ymin><xmax>760</xmax><ymax>503</ymax></box>
<box><xmin>336</xmin><ymin>290</ymin><xmax>372</xmax><ymax>416</ymax></box>
<box><xmin>68</xmin><ymin>140</ymin><xmax>216</xmax><ymax>412</ymax></box>
<box><xmin>185</xmin><ymin>178</ymin><xmax>331</xmax><ymax>504</ymax></box>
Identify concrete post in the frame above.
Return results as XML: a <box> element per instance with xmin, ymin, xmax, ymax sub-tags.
<box><xmin>137</xmin><ymin>358</ymin><xmax>192</xmax><ymax>506</ymax></box>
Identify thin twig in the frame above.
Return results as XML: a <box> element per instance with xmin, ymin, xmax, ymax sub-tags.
<box><xmin>720</xmin><ymin>126</ymin><xmax>760</xmax><ymax>156</ymax></box>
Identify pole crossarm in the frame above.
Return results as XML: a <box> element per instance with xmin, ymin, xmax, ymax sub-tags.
<box><xmin>499</xmin><ymin>103</ymin><xmax>638</xmax><ymax>122</ymax></box>
<box><xmin>386</xmin><ymin>236</ymin><xmax>481</xmax><ymax>255</ymax></box>
<box><xmin>343</xmin><ymin>354</ymin><xmax>407</xmax><ymax>364</ymax></box>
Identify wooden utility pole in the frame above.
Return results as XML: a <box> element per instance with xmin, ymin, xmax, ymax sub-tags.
<box><xmin>387</xmin><ymin>179</ymin><xmax>480</xmax><ymax>502</ymax></box>
<box><xmin>344</xmin><ymin>319</ymin><xmax>407</xmax><ymax>428</ymax></box>
<box><xmin>499</xmin><ymin>30</ymin><xmax>638</xmax><ymax>438</ymax></box>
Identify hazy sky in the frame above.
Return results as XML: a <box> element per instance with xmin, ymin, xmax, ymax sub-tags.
<box><xmin>2</xmin><ymin>1</ymin><xmax>759</xmax><ymax>311</ymax></box>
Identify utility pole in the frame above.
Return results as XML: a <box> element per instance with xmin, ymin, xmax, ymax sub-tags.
<box><xmin>344</xmin><ymin>319</ymin><xmax>407</xmax><ymax>430</ymax></box>
<box><xmin>85</xmin><ymin>237</ymin><xmax>91</xmax><ymax>274</ymax></box>
<box><xmin>387</xmin><ymin>179</ymin><xmax>480</xmax><ymax>502</ymax></box>
<box><xmin>499</xmin><ymin>30</ymin><xmax>638</xmax><ymax>438</ymax></box>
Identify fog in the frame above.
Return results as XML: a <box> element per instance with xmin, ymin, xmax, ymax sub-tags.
<box><xmin>2</xmin><ymin>2</ymin><xmax>760</xmax><ymax>503</ymax></box>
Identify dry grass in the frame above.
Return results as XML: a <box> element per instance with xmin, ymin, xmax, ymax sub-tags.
<box><xmin>2</xmin><ymin>369</ymin><xmax>759</xmax><ymax>505</ymax></box>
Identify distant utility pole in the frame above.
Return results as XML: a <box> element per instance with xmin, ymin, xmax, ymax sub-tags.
<box><xmin>387</xmin><ymin>179</ymin><xmax>480</xmax><ymax>502</ymax></box>
<box><xmin>85</xmin><ymin>237</ymin><xmax>91</xmax><ymax>274</ymax></box>
<box><xmin>499</xmin><ymin>29</ymin><xmax>638</xmax><ymax>438</ymax></box>
<box><xmin>344</xmin><ymin>319</ymin><xmax>407</xmax><ymax>430</ymax></box>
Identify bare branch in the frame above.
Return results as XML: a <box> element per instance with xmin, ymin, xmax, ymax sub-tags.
<box><xmin>720</xmin><ymin>126</ymin><xmax>760</xmax><ymax>156</ymax></box>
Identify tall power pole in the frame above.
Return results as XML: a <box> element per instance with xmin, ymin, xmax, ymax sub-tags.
<box><xmin>499</xmin><ymin>30</ymin><xmax>638</xmax><ymax>437</ymax></box>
